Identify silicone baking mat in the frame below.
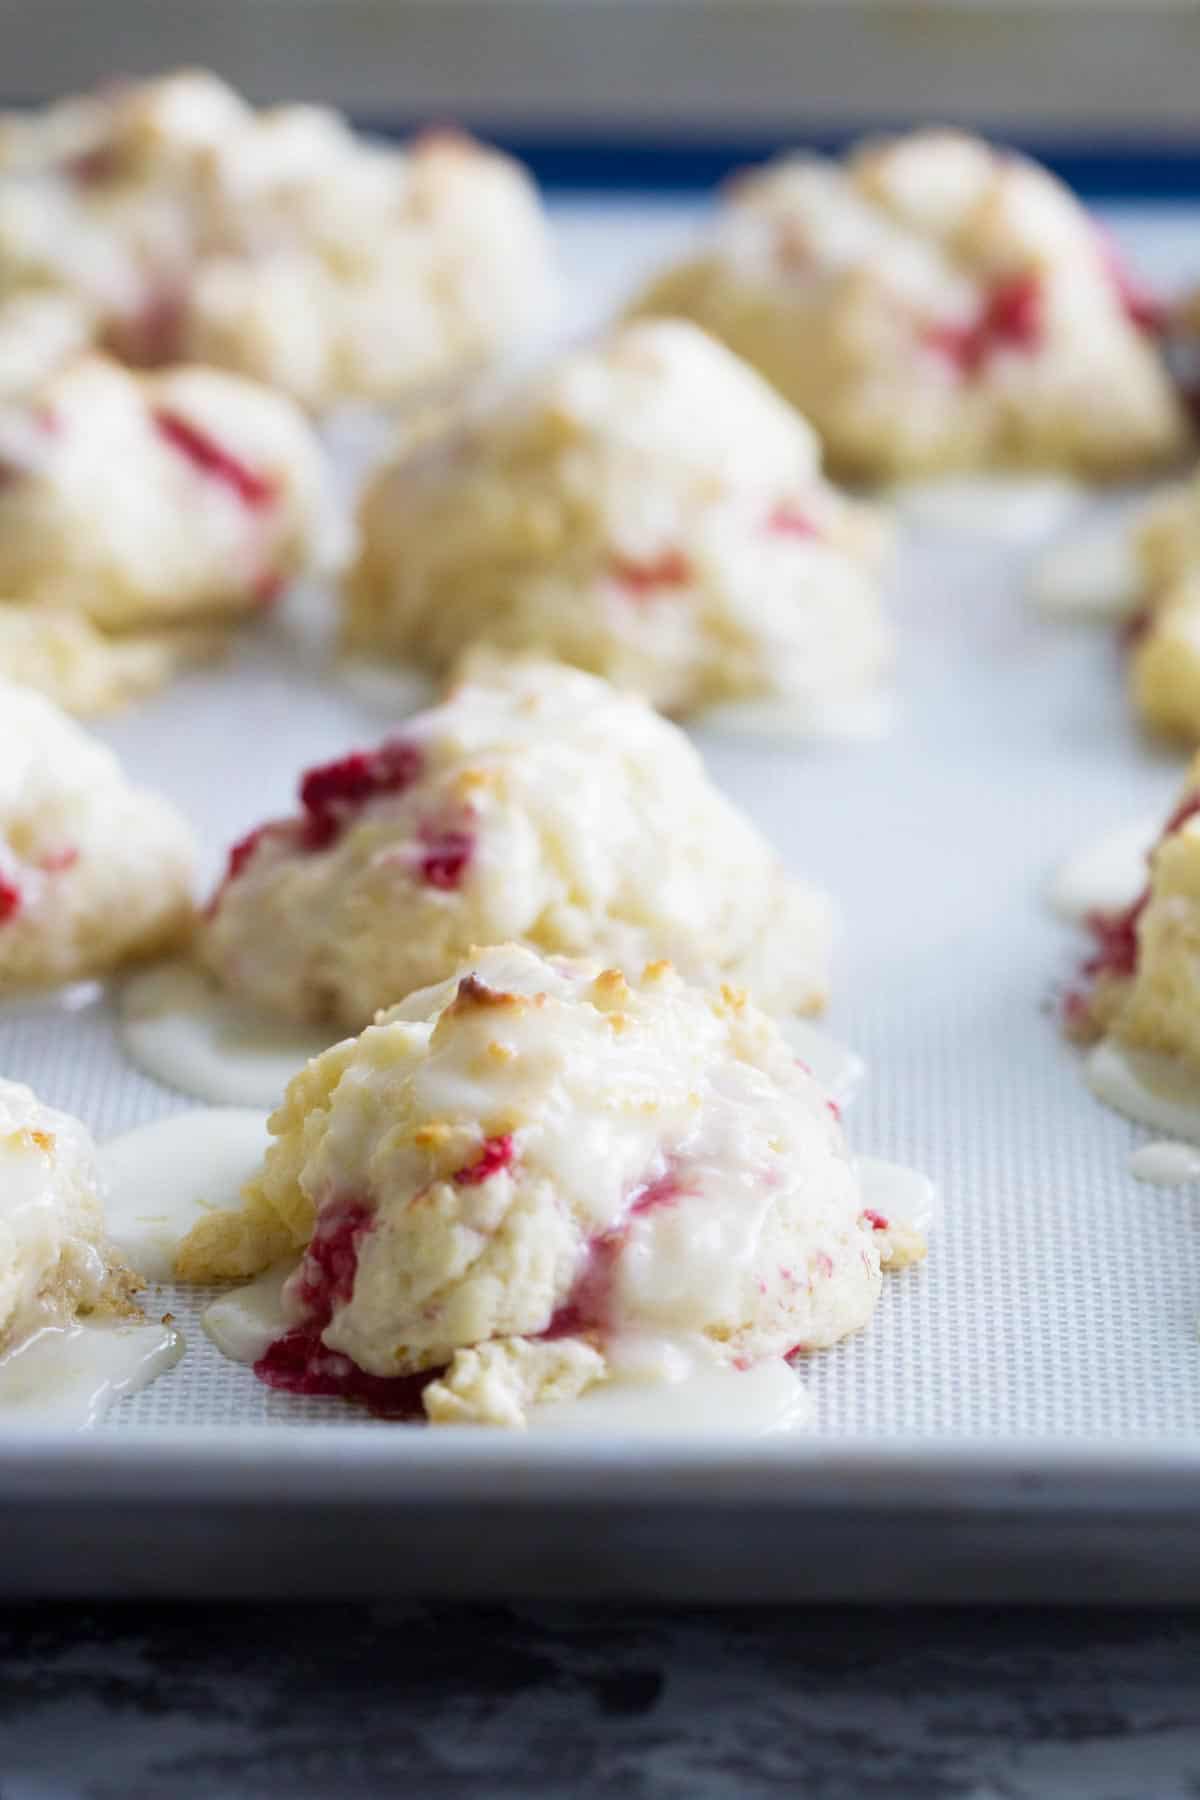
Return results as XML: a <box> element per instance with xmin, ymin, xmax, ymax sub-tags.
<box><xmin>4</xmin><ymin>197</ymin><xmax>1200</xmax><ymax>1444</ymax></box>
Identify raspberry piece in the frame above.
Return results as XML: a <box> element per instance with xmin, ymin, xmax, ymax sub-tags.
<box><xmin>1082</xmin><ymin>904</ymin><xmax>1144</xmax><ymax>983</ymax></box>
<box><xmin>299</xmin><ymin>740</ymin><xmax>424</xmax><ymax>846</ymax></box>
<box><xmin>922</xmin><ymin>320</ymin><xmax>980</xmax><ymax>372</ymax></box>
<box><xmin>215</xmin><ymin>738</ymin><xmax>426</xmax><ymax>902</ymax></box>
<box><xmin>0</xmin><ymin>879</ymin><xmax>21</xmax><ymax>923</ymax></box>
<box><xmin>289</xmin><ymin>1197</ymin><xmax>375</xmax><ymax>1326</ymax></box>
<box><xmin>627</xmin><ymin>1169</ymin><xmax>682</xmax><ymax>1218</ymax></box>
<box><xmin>542</xmin><ymin>1165</ymin><xmax>684</xmax><ymax>1338</ymax></box>
<box><xmin>420</xmin><ymin>827</ymin><xmax>473</xmax><ymax>890</ymax></box>
<box><xmin>861</xmin><ymin>1209</ymin><xmax>889</xmax><ymax>1232</ymax></box>
<box><xmin>984</xmin><ymin>273</ymin><xmax>1043</xmax><ymax>352</ymax></box>
<box><xmin>218</xmin><ymin>820</ymin><xmax>297</xmax><ymax>891</ymax></box>
<box><xmin>254</xmin><ymin>1330</ymin><xmax>438</xmax><ymax>1418</ymax></box>
<box><xmin>1077</xmin><ymin>792</ymin><xmax>1200</xmax><ymax>991</ymax></box>
<box><xmin>38</xmin><ymin>848</ymin><xmax>78</xmax><ymax>874</ymax></box>
<box><xmin>1160</xmin><ymin>791</ymin><xmax>1200</xmax><ymax>841</ymax></box>
<box><xmin>609</xmin><ymin>549</ymin><xmax>692</xmax><ymax>597</ymax></box>
<box><xmin>253</xmin><ymin>1195</ymin><xmax>445</xmax><ymax>1417</ymax></box>
<box><xmin>924</xmin><ymin>272</ymin><xmax>1043</xmax><ymax>375</ymax></box>
<box><xmin>453</xmin><ymin>1134</ymin><xmax>515</xmax><ymax>1186</ymax></box>
<box><xmin>153</xmin><ymin>408</ymin><xmax>278</xmax><ymax>509</ymax></box>
<box><xmin>766</xmin><ymin>503</ymin><xmax>819</xmax><ymax>539</ymax></box>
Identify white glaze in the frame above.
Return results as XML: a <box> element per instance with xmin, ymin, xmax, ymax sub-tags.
<box><xmin>135</xmin><ymin>1070</ymin><xmax>918</xmax><ymax>1441</ymax></box>
<box><xmin>0</xmin><ymin>1318</ymin><xmax>183</xmax><ymax>1428</ymax></box>
<box><xmin>530</xmin><ymin>1356</ymin><xmax>811</xmax><ymax>1436</ymax></box>
<box><xmin>780</xmin><ymin>1016</ymin><xmax>865</xmax><ymax>1105</ymax></box>
<box><xmin>888</xmin><ymin>475</ymin><xmax>1087</xmax><ymax>541</ymax></box>
<box><xmin>1030</xmin><ymin>522</ymin><xmax>1142</xmax><ymax>621</ymax></box>
<box><xmin>119</xmin><ymin>961</ymin><xmax>332</xmax><ymax>1107</ymax></box>
<box><xmin>696</xmin><ymin>688</ymin><xmax>895</xmax><ymax>745</ymax></box>
<box><xmin>203</xmin><ymin>1259</ymin><xmax>297</xmax><ymax>1365</ymax></box>
<box><xmin>120</xmin><ymin>960</ymin><xmax>861</xmax><ymax>1117</ymax></box>
<box><xmin>1048</xmin><ymin>817</ymin><xmax>1158</xmax><ymax>924</ymax></box>
<box><xmin>197</xmin><ymin>1149</ymin><xmax>935</xmax><ymax>1437</ymax></box>
<box><xmin>1086</xmin><ymin>1039</ymin><xmax>1200</xmax><ymax>1143</ymax></box>
<box><xmin>100</xmin><ymin>1108</ymin><xmax>270</xmax><ymax>1281</ymax></box>
<box><xmin>1129</xmin><ymin>1140</ymin><xmax>1200</xmax><ymax>1185</ymax></box>
<box><xmin>202</xmin><ymin>1266</ymin><xmax>811</xmax><ymax>1435</ymax></box>
<box><xmin>856</xmin><ymin>1155</ymin><xmax>938</xmax><ymax>1234</ymax></box>
<box><xmin>334</xmin><ymin>658</ymin><xmax>439</xmax><ymax>719</ymax></box>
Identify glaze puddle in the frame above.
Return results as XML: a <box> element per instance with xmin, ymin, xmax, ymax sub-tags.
<box><xmin>1086</xmin><ymin>1039</ymin><xmax>1200</xmax><ymax>1143</ymax></box>
<box><xmin>120</xmin><ymin>961</ymin><xmax>330</xmax><ymax>1107</ymax></box>
<box><xmin>1129</xmin><ymin>1140</ymin><xmax>1200</xmax><ymax>1186</ymax></box>
<box><xmin>0</xmin><ymin>1319</ymin><xmax>183</xmax><ymax>1427</ymax></box>
<box><xmin>889</xmin><ymin>475</ymin><xmax>1087</xmax><ymax>541</ymax></box>
<box><xmin>1031</xmin><ymin>520</ymin><xmax>1142</xmax><ymax>621</ymax></box>
<box><xmin>101</xmin><ymin>1107</ymin><xmax>270</xmax><ymax>1280</ymax></box>
<box><xmin>1048</xmin><ymin>817</ymin><xmax>1159</xmax><ymax>924</ymax></box>
<box><xmin>696</xmin><ymin>689</ymin><xmax>895</xmax><ymax>745</ymax></box>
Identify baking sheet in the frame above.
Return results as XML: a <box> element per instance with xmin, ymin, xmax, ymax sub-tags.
<box><xmin>5</xmin><ymin>200</ymin><xmax>1200</xmax><ymax>1476</ymax></box>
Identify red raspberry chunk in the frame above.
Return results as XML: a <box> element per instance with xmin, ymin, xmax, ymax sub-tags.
<box><xmin>153</xmin><ymin>408</ymin><xmax>278</xmax><ymax>509</ymax></box>
<box><xmin>0</xmin><ymin>879</ymin><xmax>21</xmax><ymax>923</ymax></box>
<box><xmin>924</xmin><ymin>272</ymin><xmax>1044</xmax><ymax>375</ymax></box>
<box><xmin>253</xmin><ymin>1194</ymin><xmax>445</xmax><ymax>1417</ymax></box>
<box><xmin>984</xmin><ymin>273</ymin><xmax>1043</xmax><ymax>351</ymax></box>
<box><xmin>1077</xmin><ymin>790</ymin><xmax>1200</xmax><ymax>993</ymax></box>
<box><xmin>766</xmin><ymin>503</ymin><xmax>819</xmax><ymax>539</ymax></box>
<box><xmin>453</xmin><ymin>1133</ymin><xmax>515</xmax><ymax>1186</ymax></box>
<box><xmin>211</xmin><ymin>737</ymin><xmax>428</xmax><ymax>909</ymax></box>
<box><xmin>1082</xmin><ymin>902</ymin><xmax>1145</xmax><ymax>985</ymax></box>
<box><xmin>609</xmin><ymin>549</ymin><xmax>692</xmax><ymax>597</ymax></box>
<box><xmin>217</xmin><ymin>820</ymin><xmax>299</xmax><ymax>893</ymax></box>
<box><xmin>289</xmin><ymin>1197</ymin><xmax>375</xmax><ymax>1326</ymax></box>
<box><xmin>542</xmin><ymin>1165</ymin><xmax>684</xmax><ymax>1339</ymax></box>
<box><xmin>38</xmin><ymin>847</ymin><xmax>77</xmax><ymax>874</ymax></box>
<box><xmin>254</xmin><ymin>1331</ymin><xmax>439</xmax><ymax>1418</ymax></box>
<box><xmin>299</xmin><ymin>740</ymin><xmax>424</xmax><ymax>847</ymax></box>
<box><xmin>420</xmin><ymin>826</ymin><xmax>473</xmax><ymax>890</ymax></box>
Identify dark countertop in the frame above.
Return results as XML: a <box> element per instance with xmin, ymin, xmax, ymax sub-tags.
<box><xmin>2</xmin><ymin>1605</ymin><xmax>1199</xmax><ymax>1799</ymax></box>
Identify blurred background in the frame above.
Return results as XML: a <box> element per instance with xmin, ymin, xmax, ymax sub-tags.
<box><xmin>3</xmin><ymin>0</ymin><xmax>1200</xmax><ymax>194</ymax></box>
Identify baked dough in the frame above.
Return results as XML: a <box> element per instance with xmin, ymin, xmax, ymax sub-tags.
<box><xmin>0</xmin><ymin>354</ymin><xmax>325</xmax><ymax>631</ymax></box>
<box><xmin>0</xmin><ymin>1076</ymin><xmax>140</xmax><ymax>1354</ymax></box>
<box><xmin>1107</xmin><ymin>475</ymin><xmax>1200</xmax><ymax>742</ymax></box>
<box><xmin>0</xmin><ymin>679</ymin><xmax>196</xmax><ymax>990</ymax></box>
<box><xmin>0</xmin><ymin>71</ymin><xmax>558</xmax><ymax>409</ymax></box>
<box><xmin>0</xmin><ymin>604</ymin><xmax>220</xmax><ymax>715</ymax></box>
<box><xmin>177</xmin><ymin>945</ymin><xmax>922</xmax><ymax>1425</ymax></box>
<box><xmin>0</xmin><ymin>291</ymin><xmax>96</xmax><ymax>397</ymax></box>
<box><xmin>1076</xmin><ymin>757</ymin><xmax>1200</xmax><ymax>1069</ymax></box>
<box><xmin>629</xmin><ymin>131</ymin><xmax>1187</xmax><ymax>482</ymax></box>
<box><xmin>200</xmin><ymin>656</ymin><xmax>833</xmax><ymax>1029</ymax></box>
<box><xmin>345</xmin><ymin>319</ymin><xmax>891</xmax><ymax>718</ymax></box>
